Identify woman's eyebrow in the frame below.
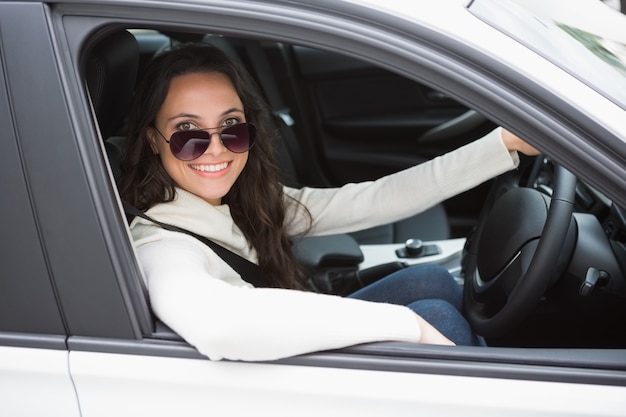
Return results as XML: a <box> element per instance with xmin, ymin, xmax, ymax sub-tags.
<box><xmin>221</xmin><ymin>107</ymin><xmax>245</xmax><ymax>116</ymax></box>
<box><xmin>167</xmin><ymin>112</ymin><xmax>201</xmax><ymax>122</ymax></box>
<box><xmin>166</xmin><ymin>108</ymin><xmax>244</xmax><ymax>123</ymax></box>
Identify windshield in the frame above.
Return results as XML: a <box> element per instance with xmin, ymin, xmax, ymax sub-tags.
<box><xmin>468</xmin><ymin>0</ymin><xmax>626</xmax><ymax>111</ymax></box>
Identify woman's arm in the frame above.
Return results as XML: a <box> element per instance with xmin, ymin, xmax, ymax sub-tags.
<box><xmin>284</xmin><ymin>127</ymin><xmax>524</xmax><ymax>237</ymax></box>
<box><xmin>136</xmin><ymin>233</ymin><xmax>450</xmax><ymax>361</ymax></box>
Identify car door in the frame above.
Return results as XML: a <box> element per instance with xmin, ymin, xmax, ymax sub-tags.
<box><xmin>0</xmin><ymin>6</ymin><xmax>81</xmax><ymax>415</ymax></box>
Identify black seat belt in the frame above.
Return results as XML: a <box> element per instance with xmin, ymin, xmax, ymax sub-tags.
<box><xmin>122</xmin><ymin>200</ymin><xmax>271</xmax><ymax>288</ymax></box>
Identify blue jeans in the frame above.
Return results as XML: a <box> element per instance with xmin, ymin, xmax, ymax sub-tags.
<box><xmin>348</xmin><ymin>264</ymin><xmax>478</xmax><ymax>346</ymax></box>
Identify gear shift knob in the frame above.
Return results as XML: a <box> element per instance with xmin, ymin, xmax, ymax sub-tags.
<box><xmin>405</xmin><ymin>238</ymin><xmax>424</xmax><ymax>256</ymax></box>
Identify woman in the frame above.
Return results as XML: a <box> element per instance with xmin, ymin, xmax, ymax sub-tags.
<box><xmin>119</xmin><ymin>43</ymin><xmax>536</xmax><ymax>361</ymax></box>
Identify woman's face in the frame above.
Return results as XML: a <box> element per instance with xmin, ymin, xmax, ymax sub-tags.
<box><xmin>149</xmin><ymin>71</ymin><xmax>249</xmax><ymax>205</ymax></box>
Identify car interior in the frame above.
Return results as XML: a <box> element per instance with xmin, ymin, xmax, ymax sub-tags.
<box><xmin>84</xmin><ymin>27</ymin><xmax>626</xmax><ymax>351</ymax></box>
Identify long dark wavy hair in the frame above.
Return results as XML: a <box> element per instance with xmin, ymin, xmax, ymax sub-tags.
<box><xmin>119</xmin><ymin>43</ymin><xmax>309</xmax><ymax>290</ymax></box>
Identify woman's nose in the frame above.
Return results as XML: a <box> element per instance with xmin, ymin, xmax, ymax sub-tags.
<box><xmin>203</xmin><ymin>130</ymin><xmax>228</xmax><ymax>155</ymax></box>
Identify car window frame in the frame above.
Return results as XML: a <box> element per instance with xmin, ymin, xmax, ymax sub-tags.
<box><xmin>44</xmin><ymin>0</ymin><xmax>626</xmax><ymax>387</ymax></box>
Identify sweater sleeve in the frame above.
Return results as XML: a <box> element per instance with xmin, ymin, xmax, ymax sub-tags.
<box><xmin>137</xmin><ymin>236</ymin><xmax>421</xmax><ymax>361</ymax></box>
<box><xmin>284</xmin><ymin>128</ymin><xmax>519</xmax><ymax>236</ymax></box>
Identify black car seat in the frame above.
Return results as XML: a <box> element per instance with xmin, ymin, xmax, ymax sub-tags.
<box><xmin>85</xmin><ymin>30</ymin><xmax>139</xmax><ymax>180</ymax></box>
<box><xmin>86</xmin><ymin>30</ymin><xmax>138</xmax><ymax>139</ymax></box>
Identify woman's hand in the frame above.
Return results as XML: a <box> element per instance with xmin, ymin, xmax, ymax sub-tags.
<box><xmin>501</xmin><ymin>128</ymin><xmax>540</xmax><ymax>156</ymax></box>
<box><xmin>415</xmin><ymin>314</ymin><xmax>455</xmax><ymax>346</ymax></box>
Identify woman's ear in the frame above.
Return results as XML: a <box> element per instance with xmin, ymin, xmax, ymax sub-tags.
<box><xmin>146</xmin><ymin>128</ymin><xmax>160</xmax><ymax>155</ymax></box>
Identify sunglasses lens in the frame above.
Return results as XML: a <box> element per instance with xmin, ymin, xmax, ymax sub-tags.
<box><xmin>221</xmin><ymin>123</ymin><xmax>256</xmax><ymax>153</ymax></box>
<box><xmin>169</xmin><ymin>131</ymin><xmax>211</xmax><ymax>161</ymax></box>
<box><xmin>168</xmin><ymin>123</ymin><xmax>256</xmax><ymax>160</ymax></box>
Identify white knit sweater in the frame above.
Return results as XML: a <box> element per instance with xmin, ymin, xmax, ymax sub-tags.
<box><xmin>130</xmin><ymin>128</ymin><xmax>518</xmax><ymax>361</ymax></box>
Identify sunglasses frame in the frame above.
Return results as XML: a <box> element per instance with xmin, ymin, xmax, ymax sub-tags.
<box><xmin>153</xmin><ymin>123</ymin><xmax>256</xmax><ymax>161</ymax></box>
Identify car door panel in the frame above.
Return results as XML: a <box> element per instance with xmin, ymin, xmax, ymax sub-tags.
<box><xmin>288</xmin><ymin>45</ymin><xmax>497</xmax><ymax>236</ymax></box>
<box><xmin>69</xmin><ymin>346</ymin><xmax>626</xmax><ymax>417</ymax></box>
<box><xmin>0</xmin><ymin>346</ymin><xmax>81</xmax><ymax>417</ymax></box>
<box><xmin>294</xmin><ymin>46</ymin><xmax>478</xmax><ymax>160</ymax></box>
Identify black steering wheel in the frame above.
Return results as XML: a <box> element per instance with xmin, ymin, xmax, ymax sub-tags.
<box><xmin>462</xmin><ymin>161</ymin><xmax>578</xmax><ymax>338</ymax></box>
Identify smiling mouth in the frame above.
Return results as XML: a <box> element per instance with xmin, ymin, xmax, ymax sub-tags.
<box><xmin>190</xmin><ymin>162</ymin><xmax>230</xmax><ymax>173</ymax></box>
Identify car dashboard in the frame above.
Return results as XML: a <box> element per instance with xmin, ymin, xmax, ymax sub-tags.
<box><xmin>352</xmin><ymin>156</ymin><xmax>626</xmax><ymax>348</ymax></box>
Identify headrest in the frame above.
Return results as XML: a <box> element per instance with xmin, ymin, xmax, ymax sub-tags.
<box><xmin>86</xmin><ymin>30</ymin><xmax>139</xmax><ymax>139</ymax></box>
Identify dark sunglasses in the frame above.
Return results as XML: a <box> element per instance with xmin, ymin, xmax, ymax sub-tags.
<box><xmin>154</xmin><ymin>123</ymin><xmax>256</xmax><ymax>161</ymax></box>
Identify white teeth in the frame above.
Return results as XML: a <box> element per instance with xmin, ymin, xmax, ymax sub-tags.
<box><xmin>190</xmin><ymin>162</ymin><xmax>229</xmax><ymax>172</ymax></box>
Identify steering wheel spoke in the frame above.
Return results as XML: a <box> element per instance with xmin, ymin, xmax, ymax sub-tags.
<box><xmin>463</xmin><ymin>163</ymin><xmax>578</xmax><ymax>338</ymax></box>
